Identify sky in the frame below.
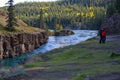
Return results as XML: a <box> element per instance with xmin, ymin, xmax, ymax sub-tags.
<box><xmin>0</xmin><ymin>0</ymin><xmax>57</xmax><ymax>7</ymax></box>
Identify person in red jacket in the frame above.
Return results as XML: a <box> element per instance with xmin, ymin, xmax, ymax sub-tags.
<box><xmin>99</xmin><ymin>28</ymin><xmax>106</xmax><ymax>44</ymax></box>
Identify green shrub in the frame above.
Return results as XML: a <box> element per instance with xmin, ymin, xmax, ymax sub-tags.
<box><xmin>110</xmin><ymin>52</ymin><xmax>120</xmax><ymax>58</ymax></box>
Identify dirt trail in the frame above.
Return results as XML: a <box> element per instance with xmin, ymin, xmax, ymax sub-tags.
<box><xmin>91</xmin><ymin>73</ymin><xmax>120</xmax><ymax>80</ymax></box>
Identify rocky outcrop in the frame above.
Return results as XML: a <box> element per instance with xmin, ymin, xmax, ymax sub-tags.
<box><xmin>55</xmin><ymin>30</ymin><xmax>74</xmax><ymax>36</ymax></box>
<box><xmin>0</xmin><ymin>32</ymin><xmax>48</xmax><ymax>60</ymax></box>
<box><xmin>101</xmin><ymin>13</ymin><xmax>120</xmax><ymax>34</ymax></box>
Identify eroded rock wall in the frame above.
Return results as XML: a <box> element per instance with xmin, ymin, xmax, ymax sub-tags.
<box><xmin>0</xmin><ymin>32</ymin><xmax>48</xmax><ymax>60</ymax></box>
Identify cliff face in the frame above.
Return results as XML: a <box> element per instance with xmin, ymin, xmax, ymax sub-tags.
<box><xmin>0</xmin><ymin>32</ymin><xmax>48</xmax><ymax>60</ymax></box>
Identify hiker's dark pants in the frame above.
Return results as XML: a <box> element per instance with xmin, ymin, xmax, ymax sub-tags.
<box><xmin>99</xmin><ymin>36</ymin><xmax>106</xmax><ymax>44</ymax></box>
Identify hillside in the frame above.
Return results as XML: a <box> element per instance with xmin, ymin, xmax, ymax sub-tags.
<box><xmin>0</xmin><ymin>10</ymin><xmax>7</xmax><ymax>27</ymax></box>
<box><xmin>2</xmin><ymin>0</ymin><xmax>107</xmax><ymax>29</ymax></box>
<box><xmin>0</xmin><ymin>9</ymin><xmax>42</xmax><ymax>34</ymax></box>
<box><xmin>58</xmin><ymin>0</ymin><xmax>108</xmax><ymax>6</ymax></box>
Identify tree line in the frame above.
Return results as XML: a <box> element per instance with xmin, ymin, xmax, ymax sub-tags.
<box><xmin>2</xmin><ymin>0</ymin><xmax>108</xmax><ymax>30</ymax></box>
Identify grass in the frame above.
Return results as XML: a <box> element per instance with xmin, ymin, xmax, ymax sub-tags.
<box><xmin>23</xmin><ymin>37</ymin><xmax>120</xmax><ymax>80</ymax></box>
<box><xmin>0</xmin><ymin>26</ymin><xmax>42</xmax><ymax>35</ymax></box>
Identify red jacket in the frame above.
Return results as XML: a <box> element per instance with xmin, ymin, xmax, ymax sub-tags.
<box><xmin>101</xmin><ymin>29</ymin><xmax>106</xmax><ymax>37</ymax></box>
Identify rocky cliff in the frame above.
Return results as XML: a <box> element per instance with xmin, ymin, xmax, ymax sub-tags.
<box><xmin>0</xmin><ymin>32</ymin><xmax>48</xmax><ymax>60</ymax></box>
<box><xmin>101</xmin><ymin>13</ymin><xmax>120</xmax><ymax>34</ymax></box>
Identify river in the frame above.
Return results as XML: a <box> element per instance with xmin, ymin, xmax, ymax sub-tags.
<box><xmin>0</xmin><ymin>30</ymin><xmax>98</xmax><ymax>67</ymax></box>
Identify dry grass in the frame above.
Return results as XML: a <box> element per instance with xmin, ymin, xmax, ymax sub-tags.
<box><xmin>15</xmin><ymin>19</ymin><xmax>44</xmax><ymax>33</ymax></box>
<box><xmin>0</xmin><ymin>10</ymin><xmax>44</xmax><ymax>34</ymax></box>
<box><xmin>0</xmin><ymin>15</ymin><xmax>7</xmax><ymax>27</ymax></box>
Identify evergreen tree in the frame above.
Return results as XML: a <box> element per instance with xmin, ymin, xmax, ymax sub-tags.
<box><xmin>106</xmin><ymin>0</ymin><xmax>116</xmax><ymax>17</ymax></box>
<box><xmin>39</xmin><ymin>8</ymin><xmax>44</xmax><ymax>29</ymax></box>
<box><xmin>107</xmin><ymin>0</ymin><xmax>120</xmax><ymax>16</ymax></box>
<box><xmin>6</xmin><ymin>0</ymin><xmax>17</xmax><ymax>32</ymax></box>
<box><xmin>53</xmin><ymin>17</ymin><xmax>63</xmax><ymax>32</ymax></box>
<box><xmin>53</xmin><ymin>17</ymin><xmax>57</xmax><ymax>32</ymax></box>
<box><xmin>115</xmin><ymin>0</ymin><xmax>120</xmax><ymax>14</ymax></box>
<box><xmin>39</xmin><ymin>8</ymin><xmax>49</xmax><ymax>31</ymax></box>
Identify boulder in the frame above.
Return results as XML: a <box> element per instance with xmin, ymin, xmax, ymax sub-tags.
<box><xmin>55</xmin><ymin>30</ymin><xmax>74</xmax><ymax>36</ymax></box>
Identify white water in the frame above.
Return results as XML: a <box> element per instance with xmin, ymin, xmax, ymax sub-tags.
<box><xmin>0</xmin><ymin>30</ymin><xmax>98</xmax><ymax>66</ymax></box>
<box><xmin>33</xmin><ymin>30</ymin><xmax>98</xmax><ymax>53</ymax></box>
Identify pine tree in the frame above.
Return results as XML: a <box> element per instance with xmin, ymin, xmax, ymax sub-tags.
<box><xmin>53</xmin><ymin>17</ymin><xmax>58</xmax><ymax>32</ymax></box>
<box><xmin>6</xmin><ymin>0</ymin><xmax>17</xmax><ymax>32</ymax></box>
<box><xmin>115</xmin><ymin>0</ymin><xmax>120</xmax><ymax>14</ymax></box>
<box><xmin>39</xmin><ymin>8</ymin><xmax>49</xmax><ymax>31</ymax></box>
<box><xmin>39</xmin><ymin>8</ymin><xmax>44</xmax><ymax>29</ymax></box>
<box><xmin>53</xmin><ymin>17</ymin><xmax>63</xmax><ymax>32</ymax></box>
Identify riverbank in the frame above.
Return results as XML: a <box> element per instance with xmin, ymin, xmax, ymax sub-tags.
<box><xmin>4</xmin><ymin>35</ymin><xmax>120</xmax><ymax>80</ymax></box>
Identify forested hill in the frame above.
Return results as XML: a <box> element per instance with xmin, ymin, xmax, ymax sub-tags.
<box><xmin>58</xmin><ymin>0</ymin><xmax>108</xmax><ymax>6</ymax></box>
<box><xmin>2</xmin><ymin>0</ymin><xmax>107</xmax><ymax>29</ymax></box>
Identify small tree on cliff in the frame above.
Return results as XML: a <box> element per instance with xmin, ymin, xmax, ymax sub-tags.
<box><xmin>6</xmin><ymin>0</ymin><xmax>17</xmax><ymax>32</ymax></box>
